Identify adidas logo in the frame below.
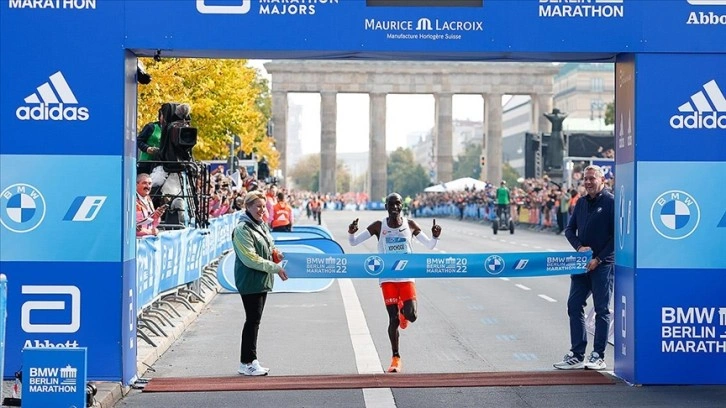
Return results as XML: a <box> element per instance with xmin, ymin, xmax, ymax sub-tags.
<box><xmin>16</xmin><ymin>71</ymin><xmax>89</xmax><ymax>121</ymax></box>
<box><xmin>670</xmin><ymin>79</ymin><xmax>726</xmax><ymax>129</ymax></box>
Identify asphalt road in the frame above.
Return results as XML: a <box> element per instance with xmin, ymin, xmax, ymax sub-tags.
<box><xmin>114</xmin><ymin>210</ymin><xmax>726</xmax><ymax>408</ymax></box>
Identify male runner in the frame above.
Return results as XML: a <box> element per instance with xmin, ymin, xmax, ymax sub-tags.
<box><xmin>348</xmin><ymin>193</ymin><xmax>442</xmax><ymax>373</ymax></box>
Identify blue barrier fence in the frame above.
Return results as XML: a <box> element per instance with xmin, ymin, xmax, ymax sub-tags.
<box><xmin>0</xmin><ymin>274</ymin><xmax>7</xmax><ymax>397</ymax></box>
<box><xmin>136</xmin><ymin>213</ymin><xmax>238</xmax><ymax>314</ymax></box>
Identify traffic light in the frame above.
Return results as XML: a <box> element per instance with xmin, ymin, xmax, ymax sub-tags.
<box><xmin>480</xmin><ymin>155</ymin><xmax>486</xmax><ymax>167</ymax></box>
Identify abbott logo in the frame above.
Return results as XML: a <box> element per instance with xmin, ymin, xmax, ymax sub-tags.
<box><xmin>197</xmin><ymin>0</ymin><xmax>250</xmax><ymax>14</ymax></box>
<box><xmin>16</xmin><ymin>71</ymin><xmax>89</xmax><ymax>121</ymax></box>
<box><xmin>21</xmin><ymin>285</ymin><xmax>81</xmax><ymax>334</ymax></box>
<box><xmin>63</xmin><ymin>196</ymin><xmax>106</xmax><ymax>222</ymax></box>
<box><xmin>670</xmin><ymin>80</ymin><xmax>726</xmax><ymax>129</ymax></box>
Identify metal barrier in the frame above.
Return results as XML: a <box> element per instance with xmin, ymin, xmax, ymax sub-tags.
<box><xmin>0</xmin><ymin>274</ymin><xmax>7</xmax><ymax>399</ymax></box>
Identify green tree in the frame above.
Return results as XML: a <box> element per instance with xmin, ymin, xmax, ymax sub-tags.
<box><xmin>288</xmin><ymin>154</ymin><xmax>351</xmax><ymax>193</ymax></box>
<box><xmin>137</xmin><ymin>58</ymin><xmax>277</xmax><ymax>167</ymax></box>
<box><xmin>604</xmin><ymin>101</ymin><xmax>615</xmax><ymax>126</ymax></box>
<box><xmin>501</xmin><ymin>162</ymin><xmax>520</xmax><ymax>187</ymax></box>
<box><xmin>288</xmin><ymin>154</ymin><xmax>320</xmax><ymax>192</ymax></box>
<box><xmin>387</xmin><ymin>148</ymin><xmax>430</xmax><ymax>197</ymax></box>
<box><xmin>452</xmin><ymin>142</ymin><xmax>483</xmax><ymax>180</ymax></box>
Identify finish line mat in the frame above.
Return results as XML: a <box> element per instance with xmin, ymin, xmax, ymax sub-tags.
<box><xmin>143</xmin><ymin>371</ymin><xmax>615</xmax><ymax>393</ymax></box>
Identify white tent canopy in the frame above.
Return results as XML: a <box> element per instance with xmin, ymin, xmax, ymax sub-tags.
<box><xmin>424</xmin><ymin>177</ymin><xmax>488</xmax><ymax>193</ymax></box>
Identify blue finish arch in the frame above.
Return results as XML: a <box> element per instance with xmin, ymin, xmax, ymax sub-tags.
<box><xmin>1</xmin><ymin>0</ymin><xmax>724</xmax><ymax>385</ymax></box>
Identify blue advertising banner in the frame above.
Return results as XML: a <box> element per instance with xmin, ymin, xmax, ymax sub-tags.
<box><xmin>635</xmin><ymin>268</ymin><xmax>726</xmax><ymax>385</ymax></box>
<box><xmin>637</xmin><ymin>162</ymin><xmax>726</xmax><ymax>269</ymax></box>
<box><xmin>22</xmin><ymin>347</ymin><xmax>87</xmax><ymax>408</ymax></box>
<box><xmin>636</xmin><ymin>53</ymin><xmax>726</xmax><ymax>162</ymax></box>
<box><xmin>615</xmin><ymin>162</ymin><xmax>635</xmax><ymax>268</ymax></box>
<box><xmin>120</xmin><ymin>0</ymin><xmax>726</xmax><ymax>57</ymax></box>
<box><xmin>2</xmin><ymin>262</ymin><xmax>123</xmax><ymax>381</ymax></box>
<box><xmin>283</xmin><ymin>251</ymin><xmax>591</xmax><ymax>279</ymax></box>
<box><xmin>0</xmin><ymin>155</ymin><xmax>122</xmax><ymax>262</ymax></box>
<box><xmin>0</xmin><ymin>0</ymin><xmax>126</xmax><ymax>157</ymax></box>
<box><xmin>615</xmin><ymin>54</ymin><xmax>635</xmax><ymax>164</ymax></box>
<box><xmin>614</xmin><ymin>265</ymin><xmax>635</xmax><ymax>383</ymax></box>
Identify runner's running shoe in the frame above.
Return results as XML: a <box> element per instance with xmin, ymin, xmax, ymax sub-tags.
<box><xmin>387</xmin><ymin>356</ymin><xmax>402</xmax><ymax>373</ymax></box>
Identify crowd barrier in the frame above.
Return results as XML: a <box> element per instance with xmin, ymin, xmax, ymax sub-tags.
<box><xmin>135</xmin><ymin>213</ymin><xmax>242</xmax><ymax>347</ymax></box>
<box><xmin>0</xmin><ymin>274</ymin><xmax>6</xmax><ymax>399</ymax></box>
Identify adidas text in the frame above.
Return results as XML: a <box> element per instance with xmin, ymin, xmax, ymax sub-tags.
<box><xmin>686</xmin><ymin>11</ymin><xmax>726</xmax><ymax>25</ymax></box>
<box><xmin>670</xmin><ymin>112</ymin><xmax>726</xmax><ymax>129</ymax></box>
<box><xmin>16</xmin><ymin>104</ymin><xmax>90</xmax><ymax>121</ymax></box>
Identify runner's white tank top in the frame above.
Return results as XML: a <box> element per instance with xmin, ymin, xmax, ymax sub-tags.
<box><xmin>378</xmin><ymin>217</ymin><xmax>415</xmax><ymax>284</ymax></box>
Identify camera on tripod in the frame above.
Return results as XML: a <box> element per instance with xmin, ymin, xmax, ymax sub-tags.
<box><xmin>158</xmin><ymin>102</ymin><xmax>198</xmax><ymax>168</ymax></box>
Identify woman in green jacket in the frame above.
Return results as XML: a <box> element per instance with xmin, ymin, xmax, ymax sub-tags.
<box><xmin>232</xmin><ymin>190</ymin><xmax>288</xmax><ymax>376</ymax></box>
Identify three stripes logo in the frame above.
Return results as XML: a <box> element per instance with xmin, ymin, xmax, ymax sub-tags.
<box><xmin>670</xmin><ymin>79</ymin><xmax>726</xmax><ymax>129</ymax></box>
<box><xmin>16</xmin><ymin>71</ymin><xmax>89</xmax><ymax>121</ymax></box>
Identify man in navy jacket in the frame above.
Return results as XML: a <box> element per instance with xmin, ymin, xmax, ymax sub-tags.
<box><xmin>554</xmin><ymin>165</ymin><xmax>614</xmax><ymax>371</ymax></box>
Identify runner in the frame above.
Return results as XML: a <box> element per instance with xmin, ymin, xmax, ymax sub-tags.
<box><xmin>347</xmin><ymin>193</ymin><xmax>442</xmax><ymax>373</ymax></box>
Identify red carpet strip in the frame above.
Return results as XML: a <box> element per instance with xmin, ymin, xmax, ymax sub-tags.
<box><xmin>143</xmin><ymin>370</ymin><xmax>615</xmax><ymax>392</ymax></box>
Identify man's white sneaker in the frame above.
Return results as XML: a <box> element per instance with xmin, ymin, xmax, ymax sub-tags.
<box><xmin>584</xmin><ymin>352</ymin><xmax>606</xmax><ymax>370</ymax></box>
<box><xmin>553</xmin><ymin>351</ymin><xmax>584</xmax><ymax>370</ymax></box>
<box><xmin>251</xmin><ymin>359</ymin><xmax>270</xmax><ymax>373</ymax></box>
<box><xmin>238</xmin><ymin>362</ymin><xmax>268</xmax><ymax>376</ymax></box>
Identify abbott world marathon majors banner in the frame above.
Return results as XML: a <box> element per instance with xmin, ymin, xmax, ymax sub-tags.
<box><xmin>1</xmin><ymin>0</ymin><xmax>725</xmax><ymax>386</ymax></box>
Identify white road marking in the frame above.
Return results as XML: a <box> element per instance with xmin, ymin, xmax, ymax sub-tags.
<box><xmin>338</xmin><ymin>279</ymin><xmax>396</xmax><ymax>408</ymax></box>
<box><xmin>515</xmin><ymin>284</ymin><xmax>531</xmax><ymax>291</ymax></box>
<box><xmin>538</xmin><ymin>294</ymin><xmax>558</xmax><ymax>302</ymax></box>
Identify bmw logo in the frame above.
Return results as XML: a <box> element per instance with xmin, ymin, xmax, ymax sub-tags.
<box><xmin>364</xmin><ymin>255</ymin><xmax>385</xmax><ymax>276</ymax></box>
<box><xmin>650</xmin><ymin>190</ymin><xmax>700</xmax><ymax>240</ymax></box>
<box><xmin>484</xmin><ymin>255</ymin><xmax>505</xmax><ymax>275</ymax></box>
<box><xmin>0</xmin><ymin>183</ymin><xmax>47</xmax><ymax>233</ymax></box>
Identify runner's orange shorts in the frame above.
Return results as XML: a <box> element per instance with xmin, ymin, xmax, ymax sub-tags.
<box><xmin>381</xmin><ymin>282</ymin><xmax>417</xmax><ymax>306</ymax></box>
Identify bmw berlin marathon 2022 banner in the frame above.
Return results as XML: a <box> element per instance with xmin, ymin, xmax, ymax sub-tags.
<box><xmin>1</xmin><ymin>0</ymin><xmax>726</xmax><ymax>388</ymax></box>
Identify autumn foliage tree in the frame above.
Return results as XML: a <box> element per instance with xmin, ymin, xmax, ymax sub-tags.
<box><xmin>137</xmin><ymin>58</ymin><xmax>277</xmax><ymax>168</ymax></box>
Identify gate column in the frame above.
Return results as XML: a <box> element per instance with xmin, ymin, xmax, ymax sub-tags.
<box><xmin>319</xmin><ymin>90</ymin><xmax>337</xmax><ymax>195</ymax></box>
<box><xmin>435</xmin><ymin>92</ymin><xmax>453</xmax><ymax>183</ymax></box>
<box><xmin>369</xmin><ymin>92</ymin><xmax>387</xmax><ymax>200</ymax></box>
<box><xmin>615</xmin><ymin>53</ymin><xmax>726</xmax><ymax>385</ymax></box>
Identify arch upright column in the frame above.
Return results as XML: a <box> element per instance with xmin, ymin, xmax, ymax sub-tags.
<box><xmin>369</xmin><ymin>92</ymin><xmax>387</xmax><ymax>201</ymax></box>
<box><xmin>319</xmin><ymin>91</ymin><xmax>337</xmax><ymax>195</ymax></box>
<box><xmin>271</xmin><ymin>91</ymin><xmax>288</xmax><ymax>184</ymax></box>
<box><xmin>486</xmin><ymin>93</ymin><xmax>503</xmax><ymax>184</ymax></box>
<box><xmin>435</xmin><ymin>93</ymin><xmax>453</xmax><ymax>183</ymax></box>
